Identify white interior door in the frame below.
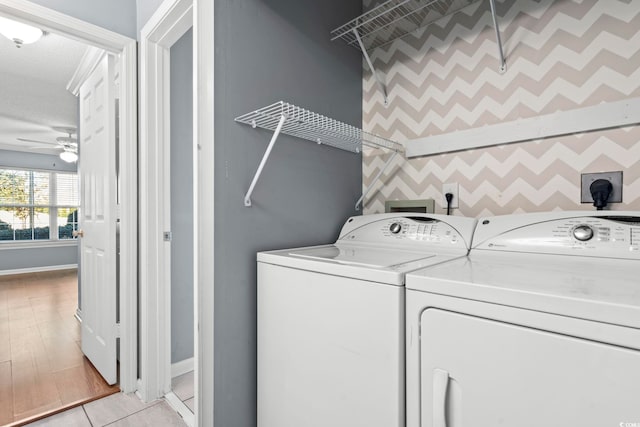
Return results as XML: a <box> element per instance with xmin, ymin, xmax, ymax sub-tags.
<box><xmin>78</xmin><ymin>53</ymin><xmax>118</xmax><ymax>385</ymax></box>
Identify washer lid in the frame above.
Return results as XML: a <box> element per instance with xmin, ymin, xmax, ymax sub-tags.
<box><xmin>258</xmin><ymin>243</ymin><xmax>465</xmax><ymax>286</ymax></box>
<box><xmin>289</xmin><ymin>244</ymin><xmax>436</xmax><ymax>268</ymax></box>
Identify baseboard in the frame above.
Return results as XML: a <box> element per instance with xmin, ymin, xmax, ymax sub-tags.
<box><xmin>171</xmin><ymin>357</ymin><xmax>194</xmax><ymax>378</ymax></box>
<box><xmin>165</xmin><ymin>391</ymin><xmax>194</xmax><ymax>427</ymax></box>
<box><xmin>0</xmin><ymin>264</ymin><xmax>78</xmax><ymax>277</ymax></box>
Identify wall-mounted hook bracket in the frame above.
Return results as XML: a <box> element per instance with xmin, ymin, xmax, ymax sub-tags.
<box><xmin>355</xmin><ymin>150</ymin><xmax>398</xmax><ymax>211</ymax></box>
<box><xmin>353</xmin><ymin>29</ymin><xmax>388</xmax><ymax>106</ymax></box>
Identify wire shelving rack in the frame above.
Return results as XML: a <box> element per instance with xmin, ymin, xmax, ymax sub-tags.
<box><xmin>331</xmin><ymin>0</ymin><xmax>506</xmax><ymax>105</ymax></box>
<box><xmin>235</xmin><ymin>101</ymin><xmax>403</xmax><ymax>209</ymax></box>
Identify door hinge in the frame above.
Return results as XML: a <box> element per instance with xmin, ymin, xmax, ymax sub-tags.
<box><xmin>163</xmin><ymin>231</ymin><xmax>172</xmax><ymax>242</ymax></box>
<box><xmin>114</xmin><ymin>322</ymin><xmax>121</xmax><ymax>338</ymax></box>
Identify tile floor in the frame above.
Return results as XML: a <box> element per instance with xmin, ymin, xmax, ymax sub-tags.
<box><xmin>171</xmin><ymin>371</ymin><xmax>194</xmax><ymax>412</ymax></box>
<box><xmin>23</xmin><ymin>392</ymin><xmax>187</xmax><ymax>426</ymax></box>
<box><xmin>23</xmin><ymin>371</ymin><xmax>195</xmax><ymax>426</ymax></box>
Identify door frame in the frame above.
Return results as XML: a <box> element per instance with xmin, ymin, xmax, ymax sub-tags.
<box><xmin>0</xmin><ymin>0</ymin><xmax>138</xmax><ymax>393</ymax></box>
<box><xmin>140</xmin><ymin>0</ymin><xmax>214</xmax><ymax>426</ymax></box>
<box><xmin>139</xmin><ymin>0</ymin><xmax>193</xmax><ymax>402</ymax></box>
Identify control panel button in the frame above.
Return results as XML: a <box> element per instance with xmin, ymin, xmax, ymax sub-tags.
<box><xmin>573</xmin><ymin>225</ymin><xmax>594</xmax><ymax>241</ymax></box>
<box><xmin>389</xmin><ymin>222</ymin><xmax>402</xmax><ymax>234</ymax></box>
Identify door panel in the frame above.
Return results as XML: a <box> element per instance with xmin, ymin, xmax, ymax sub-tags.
<box><xmin>79</xmin><ymin>53</ymin><xmax>117</xmax><ymax>385</ymax></box>
<box><xmin>420</xmin><ymin>309</ymin><xmax>640</xmax><ymax>427</ymax></box>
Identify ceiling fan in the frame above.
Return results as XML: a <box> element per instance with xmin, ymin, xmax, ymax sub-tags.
<box><xmin>18</xmin><ymin>126</ymin><xmax>78</xmax><ymax>162</ymax></box>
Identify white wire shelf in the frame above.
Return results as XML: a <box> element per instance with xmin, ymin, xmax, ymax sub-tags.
<box><xmin>331</xmin><ymin>0</ymin><xmax>481</xmax><ymax>52</ymax></box>
<box><xmin>331</xmin><ymin>0</ymin><xmax>505</xmax><ymax>105</ymax></box>
<box><xmin>235</xmin><ymin>101</ymin><xmax>403</xmax><ymax>153</ymax></box>
<box><xmin>235</xmin><ymin>101</ymin><xmax>403</xmax><ymax>209</ymax></box>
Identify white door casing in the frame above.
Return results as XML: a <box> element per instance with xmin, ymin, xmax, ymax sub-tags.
<box><xmin>79</xmin><ymin>53</ymin><xmax>118</xmax><ymax>385</ymax></box>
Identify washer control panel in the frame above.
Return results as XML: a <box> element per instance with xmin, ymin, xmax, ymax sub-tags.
<box><xmin>474</xmin><ymin>213</ymin><xmax>640</xmax><ymax>259</ymax></box>
<box><xmin>338</xmin><ymin>214</ymin><xmax>476</xmax><ymax>250</ymax></box>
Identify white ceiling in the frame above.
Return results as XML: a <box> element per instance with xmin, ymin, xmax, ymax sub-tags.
<box><xmin>0</xmin><ymin>25</ymin><xmax>89</xmax><ymax>155</ymax></box>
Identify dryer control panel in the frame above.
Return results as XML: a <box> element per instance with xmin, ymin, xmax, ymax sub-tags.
<box><xmin>338</xmin><ymin>213</ymin><xmax>476</xmax><ymax>250</ymax></box>
<box><xmin>473</xmin><ymin>212</ymin><xmax>640</xmax><ymax>259</ymax></box>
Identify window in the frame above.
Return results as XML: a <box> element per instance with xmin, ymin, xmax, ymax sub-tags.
<box><xmin>0</xmin><ymin>168</ymin><xmax>79</xmax><ymax>242</ymax></box>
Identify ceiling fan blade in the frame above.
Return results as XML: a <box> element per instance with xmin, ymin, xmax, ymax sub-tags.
<box><xmin>52</xmin><ymin>126</ymin><xmax>77</xmax><ymax>135</ymax></box>
<box><xmin>27</xmin><ymin>145</ymin><xmax>63</xmax><ymax>151</ymax></box>
<box><xmin>17</xmin><ymin>137</ymin><xmax>57</xmax><ymax>145</ymax></box>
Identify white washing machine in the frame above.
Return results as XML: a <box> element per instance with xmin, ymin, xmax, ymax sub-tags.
<box><xmin>257</xmin><ymin>213</ymin><xmax>476</xmax><ymax>427</ymax></box>
<box><xmin>405</xmin><ymin>211</ymin><xmax>640</xmax><ymax>427</ymax></box>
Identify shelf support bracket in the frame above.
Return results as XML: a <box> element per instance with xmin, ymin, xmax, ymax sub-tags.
<box><xmin>355</xmin><ymin>150</ymin><xmax>398</xmax><ymax>211</ymax></box>
<box><xmin>489</xmin><ymin>0</ymin><xmax>507</xmax><ymax>73</ymax></box>
<box><xmin>244</xmin><ymin>114</ymin><xmax>287</xmax><ymax>207</ymax></box>
<box><xmin>353</xmin><ymin>29</ymin><xmax>388</xmax><ymax>106</ymax></box>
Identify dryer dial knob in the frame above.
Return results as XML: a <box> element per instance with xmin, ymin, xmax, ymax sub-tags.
<box><xmin>389</xmin><ymin>223</ymin><xmax>402</xmax><ymax>234</ymax></box>
<box><xmin>573</xmin><ymin>225</ymin><xmax>594</xmax><ymax>241</ymax></box>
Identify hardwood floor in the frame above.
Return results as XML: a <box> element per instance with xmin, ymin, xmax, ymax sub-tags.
<box><xmin>0</xmin><ymin>269</ymin><xmax>119</xmax><ymax>427</ymax></box>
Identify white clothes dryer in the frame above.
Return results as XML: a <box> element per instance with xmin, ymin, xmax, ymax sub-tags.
<box><xmin>257</xmin><ymin>213</ymin><xmax>476</xmax><ymax>427</ymax></box>
<box><xmin>405</xmin><ymin>211</ymin><xmax>640</xmax><ymax>427</ymax></box>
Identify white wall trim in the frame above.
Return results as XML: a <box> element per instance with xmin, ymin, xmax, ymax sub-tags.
<box><xmin>165</xmin><ymin>391</ymin><xmax>195</xmax><ymax>427</ymax></box>
<box><xmin>139</xmin><ymin>0</ymin><xmax>194</xmax><ymax>410</ymax></box>
<box><xmin>407</xmin><ymin>97</ymin><xmax>640</xmax><ymax>157</ymax></box>
<box><xmin>194</xmin><ymin>1</ymin><xmax>215</xmax><ymax>425</ymax></box>
<box><xmin>67</xmin><ymin>46</ymin><xmax>106</xmax><ymax>96</ymax></box>
<box><xmin>171</xmin><ymin>357</ymin><xmax>194</xmax><ymax>378</ymax></box>
<box><xmin>0</xmin><ymin>263</ymin><xmax>77</xmax><ymax>276</ymax></box>
<box><xmin>0</xmin><ymin>240</ymin><xmax>78</xmax><ymax>250</ymax></box>
<box><xmin>0</xmin><ymin>0</ymin><xmax>139</xmax><ymax>395</ymax></box>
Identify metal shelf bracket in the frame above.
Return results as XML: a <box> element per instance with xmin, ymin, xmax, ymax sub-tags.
<box><xmin>355</xmin><ymin>151</ymin><xmax>399</xmax><ymax>211</ymax></box>
<box><xmin>489</xmin><ymin>0</ymin><xmax>507</xmax><ymax>73</ymax></box>
<box><xmin>236</xmin><ymin>101</ymin><xmax>403</xmax><ymax>208</ymax></box>
<box><xmin>353</xmin><ymin>29</ymin><xmax>389</xmax><ymax>106</ymax></box>
<box><xmin>243</xmin><ymin>114</ymin><xmax>287</xmax><ymax>207</ymax></box>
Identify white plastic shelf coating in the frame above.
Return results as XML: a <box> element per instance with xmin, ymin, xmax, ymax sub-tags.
<box><xmin>235</xmin><ymin>101</ymin><xmax>403</xmax><ymax>209</ymax></box>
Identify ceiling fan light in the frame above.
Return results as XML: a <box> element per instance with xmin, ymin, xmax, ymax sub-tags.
<box><xmin>60</xmin><ymin>150</ymin><xmax>78</xmax><ymax>163</ymax></box>
<box><xmin>0</xmin><ymin>16</ymin><xmax>43</xmax><ymax>47</ymax></box>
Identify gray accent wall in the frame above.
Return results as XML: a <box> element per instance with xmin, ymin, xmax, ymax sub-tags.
<box><xmin>0</xmin><ymin>245</ymin><xmax>78</xmax><ymax>271</ymax></box>
<box><xmin>0</xmin><ymin>150</ymin><xmax>78</xmax><ymax>272</ymax></box>
<box><xmin>170</xmin><ymin>29</ymin><xmax>194</xmax><ymax>364</ymax></box>
<box><xmin>214</xmin><ymin>1</ymin><xmax>363</xmax><ymax>426</ymax></box>
<box><xmin>27</xmin><ymin>0</ymin><xmax>137</xmax><ymax>39</ymax></box>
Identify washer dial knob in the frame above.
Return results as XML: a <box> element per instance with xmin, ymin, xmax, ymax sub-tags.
<box><xmin>389</xmin><ymin>222</ymin><xmax>402</xmax><ymax>234</ymax></box>
<box><xmin>573</xmin><ymin>225</ymin><xmax>594</xmax><ymax>241</ymax></box>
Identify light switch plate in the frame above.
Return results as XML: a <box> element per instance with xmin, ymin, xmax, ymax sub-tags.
<box><xmin>580</xmin><ymin>171</ymin><xmax>623</xmax><ymax>204</ymax></box>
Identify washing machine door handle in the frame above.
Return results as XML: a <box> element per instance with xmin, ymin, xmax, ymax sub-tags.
<box><xmin>433</xmin><ymin>368</ymin><xmax>450</xmax><ymax>427</ymax></box>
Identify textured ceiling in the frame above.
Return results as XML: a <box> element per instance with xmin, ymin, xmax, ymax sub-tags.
<box><xmin>0</xmin><ymin>26</ymin><xmax>88</xmax><ymax>155</ymax></box>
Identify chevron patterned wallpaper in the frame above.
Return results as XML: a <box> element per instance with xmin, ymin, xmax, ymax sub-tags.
<box><xmin>361</xmin><ymin>0</ymin><xmax>640</xmax><ymax>216</ymax></box>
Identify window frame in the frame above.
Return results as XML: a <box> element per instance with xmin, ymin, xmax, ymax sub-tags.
<box><xmin>0</xmin><ymin>166</ymin><xmax>79</xmax><ymax>243</ymax></box>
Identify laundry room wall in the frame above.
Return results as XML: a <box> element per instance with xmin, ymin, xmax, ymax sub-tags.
<box><xmin>0</xmin><ymin>149</ymin><xmax>78</xmax><ymax>273</ymax></box>
<box><xmin>214</xmin><ymin>0</ymin><xmax>363</xmax><ymax>425</ymax></box>
<box><xmin>362</xmin><ymin>0</ymin><xmax>640</xmax><ymax>217</ymax></box>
